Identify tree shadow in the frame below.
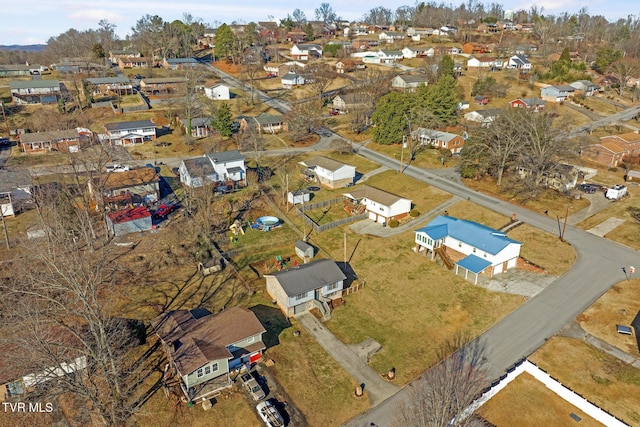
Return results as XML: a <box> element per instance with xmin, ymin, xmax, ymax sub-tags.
<box><xmin>249</xmin><ymin>304</ymin><xmax>291</xmax><ymax>348</ymax></box>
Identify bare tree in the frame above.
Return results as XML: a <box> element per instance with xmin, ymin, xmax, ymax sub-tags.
<box><xmin>300</xmin><ymin>61</ymin><xmax>335</xmax><ymax>102</ymax></box>
<box><xmin>608</xmin><ymin>58</ymin><xmax>640</xmax><ymax>97</ymax></box>
<box><xmin>394</xmin><ymin>334</ymin><xmax>489</xmax><ymax>427</ymax></box>
<box><xmin>285</xmin><ymin>100</ymin><xmax>322</xmax><ymax>142</ymax></box>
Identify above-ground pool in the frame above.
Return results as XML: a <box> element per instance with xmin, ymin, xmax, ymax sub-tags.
<box><xmin>255</xmin><ymin>216</ymin><xmax>280</xmax><ymax>231</ymax></box>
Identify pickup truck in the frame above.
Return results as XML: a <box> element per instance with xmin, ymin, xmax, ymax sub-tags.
<box><xmin>105</xmin><ymin>164</ymin><xmax>130</xmax><ymax>173</ymax></box>
<box><xmin>256</xmin><ymin>401</ymin><xmax>284</xmax><ymax>427</ymax></box>
<box><xmin>240</xmin><ymin>372</ymin><xmax>266</xmax><ymax>401</ymax></box>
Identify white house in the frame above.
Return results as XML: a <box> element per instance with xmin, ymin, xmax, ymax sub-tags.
<box><xmin>0</xmin><ymin>171</ymin><xmax>32</xmax><ymax>217</ymax></box>
<box><xmin>299</xmin><ymin>156</ymin><xmax>356</xmax><ymax>189</ymax></box>
<box><xmin>505</xmin><ymin>54</ymin><xmax>531</xmax><ymax>70</ymax></box>
<box><xmin>401</xmin><ymin>46</ymin><xmax>435</xmax><ymax>59</ymax></box>
<box><xmin>179</xmin><ymin>150</ymin><xmax>246</xmax><ymax>188</ymax></box>
<box><xmin>104</xmin><ymin>120</ymin><xmax>156</xmax><ymax>146</ymax></box>
<box><xmin>378</xmin><ymin>31</ymin><xmax>405</xmax><ymax>43</ymax></box>
<box><xmin>290</xmin><ymin>44</ymin><xmax>323</xmax><ymax>60</ymax></box>
<box><xmin>281</xmin><ymin>72</ymin><xmax>305</xmax><ymax>89</ymax></box>
<box><xmin>570</xmin><ymin>80</ymin><xmax>601</xmax><ymax>96</ymax></box>
<box><xmin>414</xmin><ymin>215</ymin><xmax>522</xmax><ymax>283</ymax></box>
<box><xmin>391</xmin><ymin>74</ymin><xmax>428</xmax><ymax>92</ymax></box>
<box><xmin>464</xmin><ymin>108</ymin><xmax>502</xmax><ymax>126</ymax></box>
<box><xmin>467</xmin><ymin>56</ymin><xmax>502</xmax><ymax>70</ymax></box>
<box><xmin>204</xmin><ymin>83</ymin><xmax>231</xmax><ymax>100</ymax></box>
<box><xmin>343</xmin><ymin>185</ymin><xmax>412</xmax><ymax>223</ymax></box>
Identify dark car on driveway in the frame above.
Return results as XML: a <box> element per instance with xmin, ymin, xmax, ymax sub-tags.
<box><xmin>579</xmin><ymin>183</ymin><xmax>597</xmax><ymax>194</ymax></box>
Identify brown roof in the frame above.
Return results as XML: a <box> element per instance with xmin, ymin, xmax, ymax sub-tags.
<box><xmin>151</xmin><ymin>306</ymin><xmax>265</xmax><ymax>376</ymax></box>
<box><xmin>100</xmin><ymin>168</ymin><xmax>159</xmax><ymax>191</ymax></box>
<box><xmin>603</xmin><ymin>131</ymin><xmax>640</xmax><ymax>144</ymax></box>
<box><xmin>599</xmin><ymin>138</ymin><xmax>629</xmax><ymax>154</ymax></box>
<box><xmin>343</xmin><ymin>184</ymin><xmax>409</xmax><ymax>207</ymax></box>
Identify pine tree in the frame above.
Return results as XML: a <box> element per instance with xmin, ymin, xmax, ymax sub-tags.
<box><xmin>371</xmin><ymin>92</ymin><xmax>412</xmax><ymax>145</ymax></box>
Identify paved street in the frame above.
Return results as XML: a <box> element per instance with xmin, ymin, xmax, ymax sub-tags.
<box><xmin>343</xmin><ymin>145</ymin><xmax>640</xmax><ymax>427</ymax></box>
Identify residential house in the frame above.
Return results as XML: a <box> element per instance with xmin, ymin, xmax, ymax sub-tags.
<box><xmin>162</xmin><ymin>57</ymin><xmax>201</xmax><ymax>70</ymax></box>
<box><xmin>378</xmin><ymin>31</ymin><xmax>405</xmax><ymax>43</ymax></box>
<box><xmin>474</xmin><ymin>95</ymin><xmax>489</xmax><ymax>105</ymax></box>
<box><xmin>406</xmin><ymin>27</ymin><xmax>436</xmax><ymax>41</ymax></box>
<box><xmin>351</xmin><ymin>39</ymin><xmax>378</xmax><ymax>50</ymax></box>
<box><xmin>179</xmin><ymin>150</ymin><xmax>246</xmax><ymax>188</ymax></box>
<box><xmin>391</xmin><ymin>74</ymin><xmax>428</xmax><ymax>92</ymax></box>
<box><xmin>285</xmin><ymin>27</ymin><xmax>306</xmax><ymax>43</ymax></box>
<box><xmin>140</xmin><ymin>77</ymin><xmax>188</xmax><ymax>96</ymax></box>
<box><xmin>570</xmin><ymin>80</ymin><xmax>601</xmax><ymax>96</ymax></box>
<box><xmin>265</xmin><ymin>258</ymin><xmax>346</xmax><ymax>317</ymax></box>
<box><xmin>179</xmin><ymin>117</ymin><xmax>214</xmax><ymax>138</ymax></box>
<box><xmin>151</xmin><ymin>306</ymin><xmax>266</xmax><ymax>401</ymax></box>
<box><xmin>540</xmin><ymin>84</ymin><xmax>575</xmax><ymax>102</ymax></box>
<box><xmin>517</xmin><ymin>163</ymin><xmax>579</xmax><ymax>191</ymax></box>
<box><xmin>477</xmin><ymin>23</ymin><xmax>500</xmax><ymax>33</ymax></box>
<box><xmin>204</xmin><ymin>83</ymin><xmax>231</xmax><ymax>100</ymax></box>
<box><xmin>101</xmin><ymin>168</ymin><xmax>161</xmax><ymax>207</ymax></box>
<box><xmin>9</xmin><ymin>80</ymin><xmax>61</xmax><ymax>104</ymax></box>
<box><xmin>401</xmin><ymin>46</ymin><xmax>435</xmax><ymax>59</ymax></box>
<box><xmin>117</xmin><ymin>56</ymin><xmax>151</xmax><ymax>69</ymax></box>
<box><xmin>19</xmin><ymin>129</ymin><xmax>92</xmax><ymax>154</ymax></box>
<box><xmin>467</xmin><ymin>57</ymin><xmax>502</xmax><ymax>70</ymax></box>
<box><xmin>457</xmin><ymin>100</ymin><xmax>470</xmax><ymax>110</ymax></box>
<box><xmin>414</xmin><ymin>215</ymin><xmax>522</xmax><ymax>284</ymax></box>
<box><xmin>411</xmin><ymin>128</ymin><xmax>465</xmax><ymax>154</ymax></box>
<box><xmin>505</xmin><ymin>54</ymin><xmax>531</xmax><ymax>69</ymax></box>
<box><xmin>335</xmin><ymin>59</ymin><xmax>365</xmax><ymax>73</ymax></box>
<box><xmin>106</xmin><ymin>207</ymin><xmax>153</xmax><ymax>236</ymax></box>
<box><xmin>0</xmin><ymin>64</ymin><xmax>32</xmax><ymax>77</ymax></box>
<box><xmin>462</xmin><ymin>42</ymin><xmax>488</xmax><ymax>54</ymax></box>
<box><xmin>85</xmin><ymin>76</ymin><xmax>134</xmax><ymax>96</ymax></box>
<box><xmin>251</xmin><ymin>113</ymin><xmax>287</xmax><ymax>134</ymax></box>
<box><xmin>515</xmin><ymin>44</ymin><xmax>538</xmax><ymax>55</ymax></box>
<box><xmin>104</xmin><ymin>120</ymin><xmax>156</xmax><ymax>145</ymax></box>
<box><xmin>290</xmin><ymin>44</ymin><xmax>323</xmax><ymax>60</ymax></box>
<box><xmin>464</xmin><ymin>108</ymin><xmax>502</xmax><ymax>126</ymax></box>
<box><xmin>343</xmin><ymin>185</ymin><xmax>412</xmax><ymax>223</ymax></box>
<box><xmin>51</xmin><ymin>60</ymin><xmax>105</xmax><ymax>74</ymax></box>
<box><xmin>263</xmin><ymin>62</ymin><xmax>290</xmax><ymax>77</ymax></box>
<box><xmin>0</xmin><ymin>171</ymin><xmax>31</xmax><ymax>217</ymax></box>
<box><xmin>281</xmin><ymin>72</ymin><xmax>305</xmax><ymax>89</ymax></box>
<box><xmin>582</xmin><ymin>131</ymin><xmax>640</xmax><ymax>167</ymax></box>
<box><xmin>510</xmin><ymin>98</ymin><xmax>545</xmax><ymax>112</ymax></box>
<box><xmin>299</xmin><ymin>156</ymin><xmax>356</xmax><ymax>189</ymax></box>
<box><xmin>331</xmin><ymin>94</ymin><xmax>369</xmax><ymax>114</ymax></box>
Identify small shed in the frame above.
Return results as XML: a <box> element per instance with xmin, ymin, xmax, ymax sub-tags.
<box><xmin>625</xmin><ymin>170</ymin><xmax>640</xmax><ymax>182</ymax></box>
<box><xmin>288</xmin><ymin>189</ymin><xmax>310</xmax><ymax>205</ymax></box>
<box><xmin>198</xmin><ymin>258</ymin><xmax>224</xmax><ymax>276</ymax></box>
<box><xmin>106</xmin><ymin>207</ymin><xmax>152</xmax><ymax>236</ymax></box>
<box><xmin>295</xmin><ymin>240</ymin><xmax>315</xmax><ymax>262</ymax></box>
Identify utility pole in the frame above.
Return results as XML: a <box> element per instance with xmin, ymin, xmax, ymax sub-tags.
<box><xmin>1</xmin><ymin>203</ymin><xmax>10</xmax><ymax>250</ymax></box>
<box><xmin>561</xmin><ymin>204</ymin><xmax>570</xmax><ymax>241</ymax></box>
<box><xmin>0</xmin><ymin>101</ymin><xmax>10</xmax><ymax>136</ymax></box>
<box><xmin>399</xmin><ymin>135</ymin><xmax>406</xmax><ymax>173</ymax></box>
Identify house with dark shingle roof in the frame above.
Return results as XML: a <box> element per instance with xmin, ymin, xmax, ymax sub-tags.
<box><xmin>265</xmin><ymin>258</ymin><xmax>346</xmax><ymax>317</ymax></box>
<box><xmin>343</xmin><ymin>184</ymin><xmax>412</xmax><ymax>223</ymax></box>
<box><xmin>391</xmin><ymin>74</ymin><xmax>429</xmax><ymax>92</ymax></box>
<box><xmin>151</xmin><ymin>306</ymin><xmax>266</xmax><ymax>401</ymax></box>
<box><xmin>9</xmin><ymin>80</ymin><xmax>61</xmax><ymax>104</ymax></box>
<box><xmin>179</xmin><ymin>150</ymin><xmax>245</xmax><ymax>188</ymax></box>
<box><xmin>415</xmin><ymin>215</ymin><xmax>522</xmax><ymax>284</ymax></box>
<box><xmin>540</xmin><ymin>84</ymin><xmax>576</xmax><ymax>102</ymax></box>
<box><xmin>510</xmin><ymin>97</ymin><xmax>545</xmax><ymax>112</ymax></box>
<box><xmin>19</xmin><ymin>129</ymin><xmax>91</xmax><ymax>154</ymax></box>
<box><xmin>299</xmin><ymin>156</ymin><xmax>356</xmax><ymax>189</ymax></box>
<box><xmin>104</xmin><ymin>120</ymin><xmax>156</xmax><ymax>145</ymax></box>
<box><xmin>570</xmin><ymin>80</ymin><xmax>601</xmax><ymax>96</ymax></box>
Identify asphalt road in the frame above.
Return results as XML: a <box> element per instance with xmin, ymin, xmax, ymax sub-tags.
<box><xmin>343</xmin><ymin>146</ymin><xmax>640</xmax><ymax>427</ymax></box>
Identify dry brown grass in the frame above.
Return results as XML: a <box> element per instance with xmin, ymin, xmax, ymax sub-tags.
<box><xmin>576</xmin><ymin>193</ymin><xmax>640</xmax><ymax>250</ymax></box>
<box><xmin>578</xmin><ymin>280</ymin><xmax>640</xmax><ymax>356</ymax></box>
<box><xmin>530</xmin><ymin>336</ymin><xmax>640</xmax><ymax>425</ymax></box>
<box><xmin>479</xmin><ymin>372</ymin><xmax>603</xmax><ymax>427</ymax></box>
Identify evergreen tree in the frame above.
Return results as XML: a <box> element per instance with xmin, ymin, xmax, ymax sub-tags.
<box><xmin>213</xmin><ymin>103</ymin><xmax>234</xmax><ymax>138</ymax></box>
<box><xmin>371</xmin><ymin>92</ymin><xmax>412</xmax><ymax>145</ymax></box>
<box><xmin>304</xmin><ymin>23</ymin><xmax>314</xmax><ymax>41</ymax></box>
<box><xmin>215</xmin><ymin>24</ymin><xmax>237</xmax><ymax>60</ymax></box>
<box><xmin>425</xmin><ymin>75</ymin><xmax>460</xmax><ymax>126</ymax></box>
<box><xmin>440</xmin><ymin>54</ymin><xmax>455</xmax><ymax>79</ymax></box>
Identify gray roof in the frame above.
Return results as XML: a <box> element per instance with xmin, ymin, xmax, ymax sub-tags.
<box><xmin>343</xmin><ymin>184</ymin><xmax>409</xmax><ymax>207</ymax></box>
<box><xmin>413</xmin><ymin>128</ymin><xmax>460</xmax><ymax>143</ymax></box>
<box><xmin>254</xmin><ymin>113</ymin><xmax>285</xmax><ymax>125</ymax></box>
<box><xmin>474</xmin><ymin>108</ymin><xmax>502</xmax><ymax>118</ymax></box>
<box><xmin>182</xmin><ymin>157</ymin><xmax>215</xmax><ymax>177</ymax></box>
<box><xmin>295</xmin><ymin>240</ymin><xmax>314</xmax><ymax>252</ymax></box>
<box><xmin>85</xmin><ymin>77</ymin><xmax>131</xmax><ymax>85</ymax></box>
<box><xmin>20</xmin><ymin>129</ymin><xmax>81</xmax><ymax>143</ymax></box>
<box><xmin>180</xmin><ymin>117</ymin><xmax>211</xmax><ymax>128</ymax></box>
<box><xmin>141</xmin><ymin>77</ymin><xmax>188</xmax><ymax>84</ymax></box>
<box><xmin>302</xmin><ymin>156</ymin><xmax>353</xmax><ymax>172</ymax></box>
<box><xmin>166</xmin><ymin>57</ymin><xmax>199</xmax><ymax>64</ymax></box>
<box><xmin>9</xmin><ymin>80</ymin><xmax>60</xmax><ymax>89</ymax></box>
<box><xmin>0</xmin><ymin>170</ymin><xmax>32</xmax><ymax>193</ymax></box>
<box><xmin>395</xmin><ymin>74</ymin><xmax>428</xmax><ymax>84</ymax></box>
<box><xmin>104</xmin><ymin>120</ymin><xmax>155</xmax><ymax>131</ymax></box>
<box><xmin>205</xmin><ymin>150</ymin><xmax>244</xmax><ymax>165</ymax></box>
<box><xmin>267</xmin><ymin>258</ymin><xmax>346</xmax><ymax>296</ymax></box>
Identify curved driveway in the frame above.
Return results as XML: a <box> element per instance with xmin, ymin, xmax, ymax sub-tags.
<box><xmin>344</xmin><ymin>145</ymin><xmax>640</xmax><ymax>426</ymax></box>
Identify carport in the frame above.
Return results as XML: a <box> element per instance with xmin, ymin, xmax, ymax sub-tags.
<box><xmin>455</xmin><ymin>255</ymin><xmax>492</xmax><ymax>285</ymax></box>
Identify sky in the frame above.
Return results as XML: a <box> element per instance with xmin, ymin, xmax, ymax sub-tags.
<box><xmin>1</xmin><ymin>0</ymin><xmax>638</xmax><ymax>46</ymax></box>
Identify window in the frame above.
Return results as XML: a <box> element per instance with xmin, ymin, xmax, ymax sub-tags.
<box><xmin>295</xmin><ymin>292</ymin><xmax>307</xmax><ymax>300</ymax></box>
<box><xmin>327</xmin><ymin>282</ymin><xmax>338</xmax><ymax>291</ymax></box>
<box><xmin>204</xmin><ymin>366</ymin><xmax>211</xmax><ymax>375</ymax></box>
<box><xmin>212</xmin><ymin>362</ymin><xmax>219</xmax><ymax>372</ymax></box>
<box><xmin>473</xmin><ymin>248</ymin><xmax>476</xmax><ymax>253</ymax></box>
<box><xmin>247</xmin><ymin>336</ymin><xmax>255</xmax><ymax>343</ymax></box>
<box><xmin>458</xmin><ymin>242</ymin><xmax>462</xmax><ymax>247</ymax></box>
<box><xmin>197</xmin><ymin>368</ymin><xmax>204</xmax><ymax>377</ymax></box>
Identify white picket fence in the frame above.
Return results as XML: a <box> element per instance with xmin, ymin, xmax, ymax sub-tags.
<box><xmin>458</xmin><ymin>359</ymin><xmax>629</xmax><ymax>426</ymax></box>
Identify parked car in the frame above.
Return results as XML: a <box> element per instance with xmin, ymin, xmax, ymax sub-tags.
<box><xmin>105</xmin><ymin>164</ymin><xmax>130</xmax><ymax>173</ymax></box>
<box><xmin>240</xmin><ymin>372</ymin><xmax>266</xmax><ymax>401</ymax></box>
<box><xmin>579</xmin><ymin>183</ymin><xmax>597</xmax><ymax>194</ymax></box>
<box><xmin>256</xmin><ymin>400</ymin><xmax>284</xmax><ymax>427</ymax></box>
<box><xmin>153</xmin><ymin>203</ymin><xmax>176</xmax><ymax>219</ymax></box>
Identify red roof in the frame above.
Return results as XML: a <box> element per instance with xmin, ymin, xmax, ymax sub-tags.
<box><xmin>107</xmin><ymin>207</ymin><xmax>151</xmax><ymax>224</ymax></box>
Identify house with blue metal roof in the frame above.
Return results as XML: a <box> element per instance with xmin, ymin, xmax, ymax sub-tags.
<box><xmin>414</xmin><ymin>215</ymin><xmax>522</xmax><ymax>284</ymax></box>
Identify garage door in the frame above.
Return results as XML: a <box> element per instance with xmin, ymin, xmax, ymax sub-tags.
<box><xmin>293</xmin><ymin>303</ymin><xmax>306</xmax><ymax>315</ymax></box>
<box><xmin>377</xmin><ymin>216</ymin><xmax>386</xmax><ymax>224</ymax></box>
<box><xmin>368</xmin><ymin>211</ymin><xmax>377</xmax><ymax>221</ymax></box>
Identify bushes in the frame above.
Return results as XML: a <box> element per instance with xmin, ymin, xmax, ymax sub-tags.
<box><xmin>388</xmin><ymin>219</ymin><xmax>399</xmax><ymax>228</ymax></box>
<box><xmin>410</xmin><ymin>209</ymin><xmax>420</xmax><ymax>217</ymax></box>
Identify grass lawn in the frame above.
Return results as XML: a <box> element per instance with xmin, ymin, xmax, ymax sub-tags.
<box><xmin>323</xmin><ymin>227</ymin><xmax>524</xmax><ymax>384</ymax></box>
<box><xmin>576</xmin><ymin>192</ymin><xmax>640</xmax><ymax>250</ymax></box>
<box><xmin>478</xmin><ymin>372</ymin><xmax>602</xmax><ymax>427</ymax></box>
<box><xmin>530</xmin><ymin>336</ymin><xmax>640</xmax><ymax>425</ymax></box>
